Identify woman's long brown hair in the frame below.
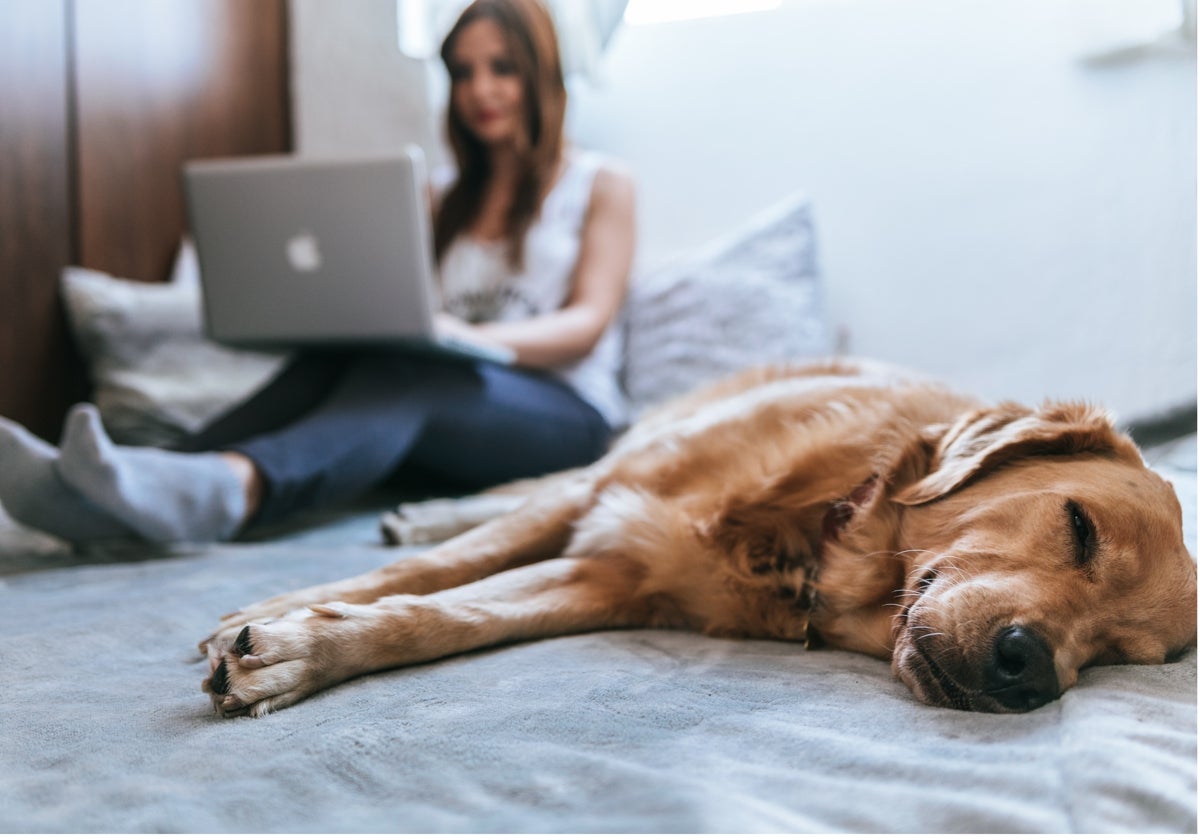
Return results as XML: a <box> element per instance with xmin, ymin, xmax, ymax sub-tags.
<box><xmin>434</xmin><ymin>0</ymin><xmax>567</xmax><ymax>270</ymax></box>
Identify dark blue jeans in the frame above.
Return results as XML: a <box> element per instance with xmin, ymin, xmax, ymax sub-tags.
<box><xmin>178</xmin><ymin>352</ymin><xmax>611</xmax><ymax>526</ymax></box>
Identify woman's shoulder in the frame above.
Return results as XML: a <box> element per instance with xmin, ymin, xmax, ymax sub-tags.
<box><xmin>569</xmin><ymin>148</ymin><xmax>630</xmax><ymax>179</ymax></box>
<box><xmin>568</xmin><ymin>149</ymin><xmax>634</xmax><ymax>204</ymax></box>
<box><xmin>583</xmin><ymin>155</ymin><xmax>635</xmax><ymax>212</ymax></box>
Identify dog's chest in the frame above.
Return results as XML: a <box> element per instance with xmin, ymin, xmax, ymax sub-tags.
<box><xmin>565</xmin><ymin>484</ymin><xmax>822</xmax><ymax>641</ymax></box>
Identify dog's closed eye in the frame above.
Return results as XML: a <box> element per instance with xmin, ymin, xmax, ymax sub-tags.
<box><xmin>1066</xmin><ymin>500</ymin><xmax>1096</xmax><ymax>572</ymax></box>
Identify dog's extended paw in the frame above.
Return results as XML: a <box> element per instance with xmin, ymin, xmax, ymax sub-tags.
<box><xmin>197</xmin><ymin>585</ymin><xmax>358</xmax><ymax>655</ymax></box>
<box><xmin>201</xmin><ymin>604</ymin><xmax>362</xmax><ymax>718</ymax></box>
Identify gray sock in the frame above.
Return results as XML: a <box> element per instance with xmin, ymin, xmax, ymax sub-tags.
<box><xmin>57</xmin><ymin>404</ymin><xmax>248</xmax><ymax>543</ymax></box>
<box><xmin>0</xmin><ymin>416</ymin><xmax>136</xmax><ymax>543</ymax></box>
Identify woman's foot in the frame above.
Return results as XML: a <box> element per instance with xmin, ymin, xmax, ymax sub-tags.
<box><xmin>58</xmin><ymin>404</ymin><xmax>249</xmax><ymax>543</ymax></box>
<box><xmin>0</xmin><ymin>417</ymin><xmax>136</xmax><ymax>543</ymax></box>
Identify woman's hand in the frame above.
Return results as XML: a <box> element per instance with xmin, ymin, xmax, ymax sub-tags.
<box><xmin>434</xmin><ymin>313</ymin><xmax>514</xmax><ymax>357</ymax></box>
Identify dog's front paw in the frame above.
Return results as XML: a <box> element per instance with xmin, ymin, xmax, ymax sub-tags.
<box><xmin>198</xmin><ymin>585</ymin><xmax>355</xmax><ymax>656</ymax></box>
<box><xmin>201</xmin><ymin>604</ymin><xmax>362</xmax><ymax>718</ymax></box>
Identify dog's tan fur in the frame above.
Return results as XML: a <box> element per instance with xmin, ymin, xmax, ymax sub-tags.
<box><xmin>201</xmin><ymin>360</ymin><xmax>1197</xmax><ymax>716</ymax></box>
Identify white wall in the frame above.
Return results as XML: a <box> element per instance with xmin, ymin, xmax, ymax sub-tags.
<box><xmin>291</xmin><ymin>0</ymin><xmax>438</xmax><ymax>156</ymax></box>
<box><xmin>290</xmin><ymin>0</ymin><xmax>1197</xmax><ymax>423</ymax></box>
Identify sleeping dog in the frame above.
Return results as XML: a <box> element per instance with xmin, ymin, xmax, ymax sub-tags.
<box><xmin>201</xmin><ymin>360</ymin><xmax>1197</xmax><ymax>715</ymax></box>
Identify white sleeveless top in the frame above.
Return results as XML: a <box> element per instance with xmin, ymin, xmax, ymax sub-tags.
<box><xmin>435</xmin><ymin>151</ymin><xmax>628</xmax><ymax>427</ymax></box>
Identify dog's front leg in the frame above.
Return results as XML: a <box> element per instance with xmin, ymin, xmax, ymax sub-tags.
<box><xmin>203</xmin><ymin>555</ymin><xmax>645</xmax><ymax>718</ymax></box>
<box><xmin>201</xmin><ymin>475</ymin><xmax>596</xmax><ymax>655</ymax></box>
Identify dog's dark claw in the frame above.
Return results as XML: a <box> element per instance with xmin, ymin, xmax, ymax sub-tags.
<box><xmin>210</xmin><ymin>661</ymin><xmax>230</xmax><ymax>695</ymax></box>
<box><xmin>234</xmin><ymin>626</ymin><xmax>254</xmax><ymax>656</ymax></box>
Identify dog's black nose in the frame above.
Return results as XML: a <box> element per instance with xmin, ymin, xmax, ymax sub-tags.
<box><xmin>984</xmin><ymin>625</ymin><xmax>1060</xmax><ymax>711</ymax></box>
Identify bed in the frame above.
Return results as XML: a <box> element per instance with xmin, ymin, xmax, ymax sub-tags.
<box><xmin>0</xmin><ymin>199</ymin><xmax>1194</xmax><ymax>833</ymax></box>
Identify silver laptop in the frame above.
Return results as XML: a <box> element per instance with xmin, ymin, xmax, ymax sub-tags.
<box><xmin>182</xmin><ymin>147</ymin><xmax>515</xmax><ymax>365</ymax></box>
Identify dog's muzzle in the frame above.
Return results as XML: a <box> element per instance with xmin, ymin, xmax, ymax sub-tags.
<box><xmin>901</xmin><ymin>619</ymin><xmax>1062</xmax><ymax>713</ymax></box>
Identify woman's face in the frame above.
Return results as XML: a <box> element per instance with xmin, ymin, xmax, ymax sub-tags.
<box><xmin>448</xmin><ymin>19</ymin><xmax>526</xmax><ymax>148</ymax></box>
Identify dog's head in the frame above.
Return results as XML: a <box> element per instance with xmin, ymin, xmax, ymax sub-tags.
<box><xmin>889</xmin><ymin>402</ymin><xmax>1197</xmax><ymax>712</ymax></box>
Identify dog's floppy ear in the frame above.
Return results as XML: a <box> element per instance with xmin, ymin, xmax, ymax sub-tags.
<box><xmin>894</xmin><ymin>400</ymin><xmax>1142</xmax><ymax>506</ymax></box>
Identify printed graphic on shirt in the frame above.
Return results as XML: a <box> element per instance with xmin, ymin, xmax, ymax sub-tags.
<box><xmin>443</xmin><ymin>285</ymin><xmax>540</xmax><ymax>323</ymax></box>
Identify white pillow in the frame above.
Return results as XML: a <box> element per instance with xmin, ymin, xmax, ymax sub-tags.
<box><xmin>61</xmin><ymin>240</ymin><xmax>288</xmax><ymax>446</ymax></box>
<box><xmin>622</xmin><ymin>194</ymin><xmax>831</xmax><ymax>419</ymax></box>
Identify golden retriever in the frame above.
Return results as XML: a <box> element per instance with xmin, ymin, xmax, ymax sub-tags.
<box><xmin>201</xmin><ymin>359</ymin><xmax>1197</xmax><ymax>716</ymax></box>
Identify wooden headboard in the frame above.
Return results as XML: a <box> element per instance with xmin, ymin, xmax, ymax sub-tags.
<box><xmin>0</xmin><ymin>0</ymin><xmax>290</xmax><ymax>439</ymax></box>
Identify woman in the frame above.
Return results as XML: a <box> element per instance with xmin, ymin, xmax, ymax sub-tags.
<box><xmin>0</xmin><ymin>0</ymin><xmax>635</xmax><ymax>545</ymax></box>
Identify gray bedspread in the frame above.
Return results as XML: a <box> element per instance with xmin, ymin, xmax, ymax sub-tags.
<box><xmin>1</xmin><ymin>451</ymin><xmax>1195</xmax><ymax>833</ymax></box>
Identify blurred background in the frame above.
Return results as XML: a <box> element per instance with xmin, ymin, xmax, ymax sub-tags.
<box><xmin>296</xmin><ymin>0</ymin><xmax>1197</xmax><ymax>424</ymax></box>
<box><xmin>2</xmin><ymin>0</ymin><xmax>1195</xmax><ymax>437</ymax></box>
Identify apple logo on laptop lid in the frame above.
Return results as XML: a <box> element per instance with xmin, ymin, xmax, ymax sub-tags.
<box><xmin>285</xmin><ymin>231</ymin><xmax>322</xmax><ymax>273</ymax></box>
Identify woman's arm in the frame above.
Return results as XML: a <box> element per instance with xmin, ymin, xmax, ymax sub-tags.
<box><xmin>446</xmin><ymin>164</ymin><xmax>636</xmax><ymax>369</ymax></box>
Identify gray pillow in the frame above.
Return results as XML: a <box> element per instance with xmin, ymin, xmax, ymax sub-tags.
<box><xmin>621</xmin><ymin>194</ymin><xmax>831</xmax><ymax>419</ymax></box>
<box><xmin>60</xmin><ymin>241</ymin><xmax>288</xmax><ymax>446</ymax></box>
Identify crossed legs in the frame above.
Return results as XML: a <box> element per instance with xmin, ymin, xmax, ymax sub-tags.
<box><xmin>0</xmin><ymin>353</ymin><xmax>608</xmax><ymax>545</ymax></box>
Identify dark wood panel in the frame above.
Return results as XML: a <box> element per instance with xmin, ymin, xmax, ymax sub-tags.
<box><xmin>0</xmin><ymin>0</ymin><xmax>83</xmax><ymax>438</ymax></box>
<box><xmin>74</xmin><ymin>0</ymin><xmax>291</xmax><ymax>284</ymax></box>
<box><xmin>0</xmin><ymin>0</ymin><xmax>290</xmax><ymax>439</ymax></box>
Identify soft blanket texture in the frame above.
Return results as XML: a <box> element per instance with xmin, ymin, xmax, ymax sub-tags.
<box><xmin>0</xmin><ymin>445</ymin><xmax>1195</xmax><ymax>833</ymax></box>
